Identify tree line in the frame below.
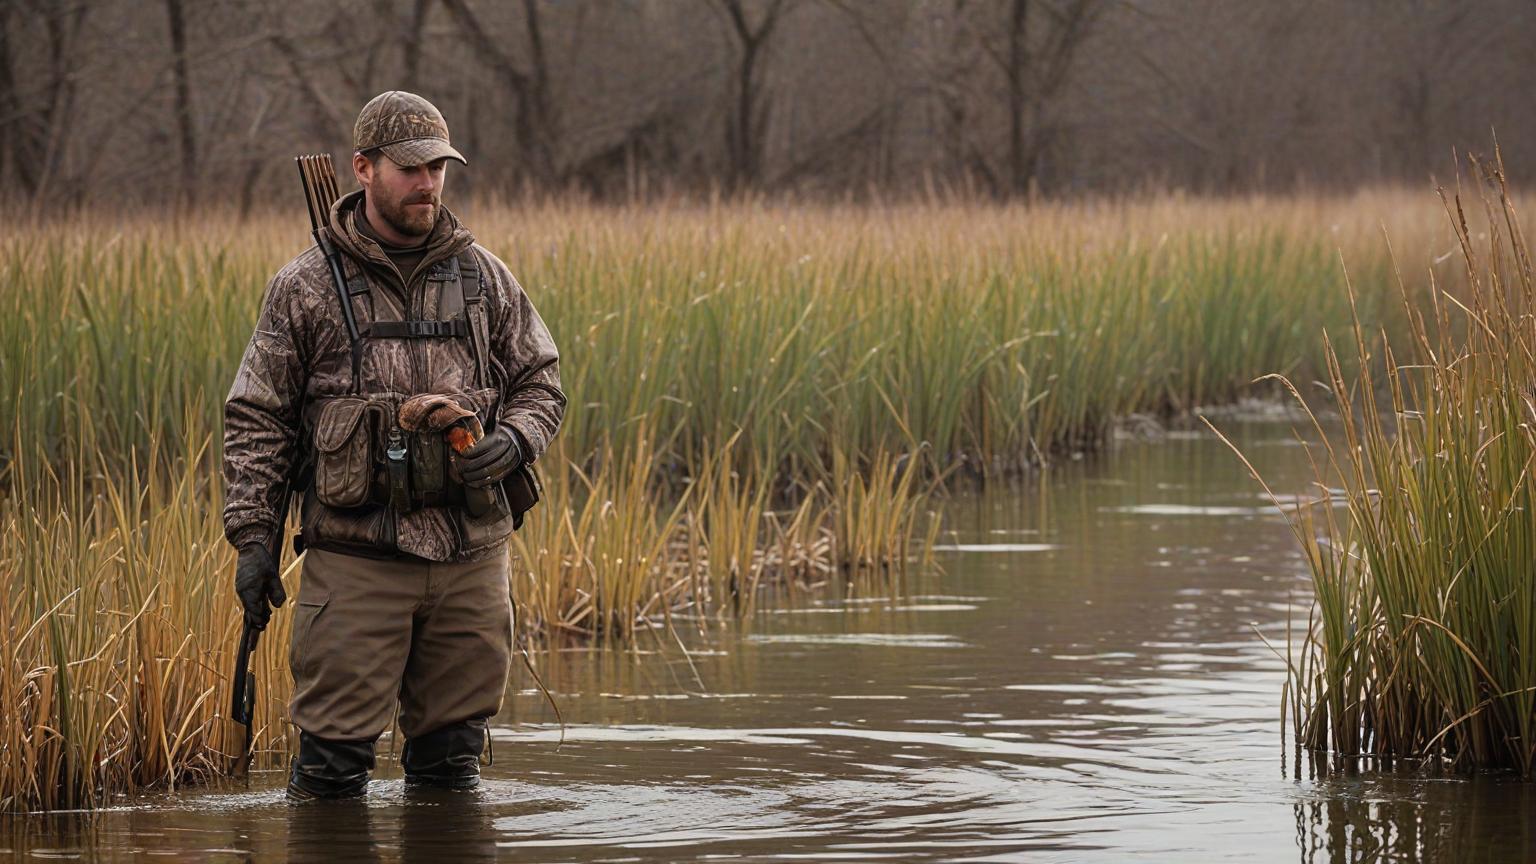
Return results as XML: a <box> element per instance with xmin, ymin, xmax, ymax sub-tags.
<box><xmin>1</xmin><ymin>0</ymin><xmax>1530</xmax><ymax>211</ymax></box>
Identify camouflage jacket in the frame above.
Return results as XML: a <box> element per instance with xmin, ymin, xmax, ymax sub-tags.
<box><xmin>222</xmin><ymin>190</ymin><xmax>565</xmax><ymax>562</ymax></box>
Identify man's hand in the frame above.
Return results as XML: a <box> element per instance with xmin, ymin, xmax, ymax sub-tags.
<box><xmin>235</xmin><ymin>544</ymin><xmax>287</xmax><ymax>630</ymax></box>
<box><xmin>459</xmin><ymin>424</ymin><xmax>523</xmax><ymax>489</ymax></box>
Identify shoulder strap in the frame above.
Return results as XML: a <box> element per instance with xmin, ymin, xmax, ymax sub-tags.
<box><xmin>315</xmin><ymin>232</ymin><xmax>368</xmax><ymax>394</ymax></box>
<box><xmin>458</xmin><ymin>249</ymin><xmax>483</xmax><ymax>300</ymax></box>
<box><xmin>457</xmin><ymin>249</ymin><xmax>491</xmax><ymax>390</ymax></box>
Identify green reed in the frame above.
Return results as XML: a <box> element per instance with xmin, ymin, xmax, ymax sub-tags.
<box><xmin>0</xmin><ymin>194</ymin><xmax>1434</xmax><ymax>808</ymax></box>
<box><xmin>1227</xmin><ymin>156</ymin><xmax>1536</xmax><ymax>772</ymax></box>
<box><xmin>2</xmin><ymin>200</ymin><xmax>1417</xmax><ymax>481</ymax></box>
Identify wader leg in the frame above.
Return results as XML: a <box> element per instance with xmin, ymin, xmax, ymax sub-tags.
<box><xmin>401</xmin><ymin>717</ymin><xmax>488</xmax><ymax>788</ymax></box>
<box><xmin>289</xmin><ymin>549</ymin><xmax>421</xmax><ymax>741</ymax></box>
<box><xmin>397</xmin><ymin>548</ymin><xmax>514</xmax><ymax>787</ymax></box>
<box><xmin>287</xmin><ymin>731</ymin><xmax>377</xmax><ymax>800</ymax></box>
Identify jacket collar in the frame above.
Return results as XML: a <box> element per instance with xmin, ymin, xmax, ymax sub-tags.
<box><xmin>326</xmin><ymin>189</ymin><xmax>473</xmax><ymax>285</ymax></box>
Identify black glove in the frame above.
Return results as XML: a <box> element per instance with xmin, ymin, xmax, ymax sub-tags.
<box><xmin>458</xmin><ymin>424</ymin><xmax>524</xmax><ymax>489</ymax></box>
<box><xmin>235</xmin><ymin>543</ymin><xmax>286</xmax><ymax>630</ymax></box>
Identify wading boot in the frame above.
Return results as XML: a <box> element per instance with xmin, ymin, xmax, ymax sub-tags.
<box><xmin>287</xmin><ymin>732</ymin><xmax>376</xmax><ymax>801</ymax></box>
<box><xmin>401</xmin><ymin>717</ymin><xmax>488</xmax><ymax>790</ymax></box>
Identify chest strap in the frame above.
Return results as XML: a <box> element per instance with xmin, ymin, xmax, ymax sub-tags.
<box><xmin>337</xmin><ymin>248</ymin><xmax>489</xmax><ymax>388</ymax></box>
<box><xmin>365</xmin><ymin>317</ymin><xmax>470</xmax><ymax>338</ymax></box>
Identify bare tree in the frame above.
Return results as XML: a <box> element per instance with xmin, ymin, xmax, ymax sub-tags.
<box><xmin>998</xmin><ymin>0</ymin><xmax>1105</xmax><ymax>195</ymax></box>
<box><xmin>1373</xmin><ymin>0</ymin><xmax>1505</xmax><ymax>181</ymax></box>
<box><xmin>164</xmin><ymin>0</ymin><xmax>196</xmax><ymax>198</ymax></box>
<box><xmin>1</xmin><ymin>0</ymin><xmax>91</xmax><ymax>204</ymax></box>
<box><xmin>770</xmin><ymin>0</ymin><xmax>908</xmax><ymax>193</ymax></box>
<box><xmin>0</xmin><ymin>8</ymin><xmax>25</xmax><ymax>196</ymax></box>
<box><xmin>402</xmin><ymin>0</ymin><xmax>432</xmax><ymax>91</ymax></box>
<box><xmin>5</xmin><ymin>0</ymin><xmax>1536</xmax><ymax>207</ymax></box>
<box><xmin>439</xmin><ymin>0</ymin><xmax>560</xmax><ymax>187</ymax></box>
<box><xmin>705</xmin><ymin>0</ymin><xmax>801</xmax><ymax>191</ymax></box>
<box><xmin>924</xmin><ymin>0</ymin><xmax>1108</xmax><ymax>197</ymax></box>
<box><xmin>270</xmin><ymin>32</ymin><xmax>348</xmax><ymax>142</ymax></box>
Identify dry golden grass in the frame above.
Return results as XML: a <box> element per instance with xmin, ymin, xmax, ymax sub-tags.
<box><xmin>1227</xmin><ymin>159</ymin><xmax>1536</xmax><ymax>773</ymax></box>
<box><xmin>0</xmin><ymin>188</ymin><xmax>1466</xmax><ymax>808</ymax></box>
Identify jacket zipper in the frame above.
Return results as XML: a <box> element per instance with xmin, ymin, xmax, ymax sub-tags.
<box><xmin>359</xmin><ymin>239</ymin><xmax>469</xmax><ymax>556</ymax></box>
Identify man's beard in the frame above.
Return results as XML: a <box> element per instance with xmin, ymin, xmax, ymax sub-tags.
<box><xmin>377</xmin><ymin>191</ymin><xmax>438</xmax><ymax>239</ymax></box>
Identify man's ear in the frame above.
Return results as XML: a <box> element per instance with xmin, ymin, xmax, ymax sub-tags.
<box><xmin>353</xmin><ymin>151</ymin><xmax>373</xmax><ymax>188</ymax></box>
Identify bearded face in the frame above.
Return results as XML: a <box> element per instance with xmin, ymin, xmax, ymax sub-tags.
<box><xmin>356</xmin><ymin>153</ymin><xmax>449</xmax><ymax>242</ymax></box>
<box><xmin>376</xmin><ymin>184</ymin><xmax>439</xmax><ymax>237</ymax></box>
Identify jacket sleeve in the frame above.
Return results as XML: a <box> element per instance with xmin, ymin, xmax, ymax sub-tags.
<box><xmin>222</xmin><ymin>270</ymin><xmax>308</xmax><ymax>552</ymax></box>
<box><xmin>479</xmin><ymin>248</ymin><xmax>566</xmax><ymax>462</ymax></box>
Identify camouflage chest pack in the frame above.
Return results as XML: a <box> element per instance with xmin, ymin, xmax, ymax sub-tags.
<box><xmin>294</xmin><ymin>156</ymin><xmax>539</xmax><ymax>560</ymax></box>
<box><xmin>298</xmin><ymin>249</ymin><xmax>541</xmax><ymax>559</ymax></box>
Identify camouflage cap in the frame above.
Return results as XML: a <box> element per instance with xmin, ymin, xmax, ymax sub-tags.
<box><xmin>353</xmin><ymin>91</ymin><xmax>467</xmax><ymax>167</ymax></box>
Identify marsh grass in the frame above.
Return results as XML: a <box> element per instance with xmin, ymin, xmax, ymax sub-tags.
<box><xmin>1224</xmin><ymin>154</ymin><xmax>1536</xmax><ymax>772</ymax></box>
<box><xmin>0</xmin><ymin>429</ymin><xmax>296</xmax><ymax>809</ymax></box>
<box><xmin>0</xmin><ymin>192</ymin><xmax>1451</xmax><ymax>807</ymax></box>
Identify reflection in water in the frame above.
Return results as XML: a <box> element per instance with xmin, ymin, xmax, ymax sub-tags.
<box><xmin>1295</xmin><ymin>771</ymin><xmax>1536</xmax><ymax>864</ymax></box>
<box><xmin>745</xmin><ymin>633</ymin><xmax>969</xmax><ymax>648</ymax></box>
<box><xmin>929</xmin><ymin>542</ymin><xmax>1060</xmax><ymax>552</ymax></box>
<box><xmin>0</xmin><ymin>813</ymin><xmax>96</xmax><ymax>859</ymax></box>
<box><xmin>286</xmin><ymin>797</ymin><xmax>380</xmax><ymax>862</ymax></box>
<box><xmin>8</xmin><ymin>417</ymin><xmax>1528</xmax><ymax>861</ymax></box>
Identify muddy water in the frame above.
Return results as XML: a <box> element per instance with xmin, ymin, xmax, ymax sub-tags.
<box><xmin>9</xmin><ymin>416</ymin><xmax>1533</xmax><ymax>862</ymax></box>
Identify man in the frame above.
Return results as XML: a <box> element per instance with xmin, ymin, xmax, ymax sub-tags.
<box><xmin>222</xmin><ymin>90</ymin><xmax>565</xmax><ymax>799</ymax></box>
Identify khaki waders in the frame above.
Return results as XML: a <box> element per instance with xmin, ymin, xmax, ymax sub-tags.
<box><xmin>286</xmin><ymin>546</ymin><xmax>514</xmax><ymax>796</ymax></box>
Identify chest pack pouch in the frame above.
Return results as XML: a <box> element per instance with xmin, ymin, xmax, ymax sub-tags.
<box><xmin>312</xmin><ymin>246</ymin><xmax>542</xmax><ymax>541</ymax></box>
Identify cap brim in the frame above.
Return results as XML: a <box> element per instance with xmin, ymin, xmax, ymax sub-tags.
<box><xmin>379</xmin><ymin>137</ymin><xmax>468</xmax><ymax>167</ymax></box>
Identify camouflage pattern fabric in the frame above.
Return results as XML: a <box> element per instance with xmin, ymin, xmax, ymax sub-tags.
<box><xmin>222</xmin><ymin>190</ymin><xmax>564</xmax><ymax>562</ymax></box>
<box><xmin>353</xmin><ymin>90</ymin><xmax>467</xmax><ymax>167</ymax></box>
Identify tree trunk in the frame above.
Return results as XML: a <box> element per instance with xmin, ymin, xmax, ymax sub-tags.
<box><xmin>0</xmin><ymin>8</ymin><xmax>30</xmax><ymax>197</ymax></box>
<box><xmin>164</xmin><ymin>0</ymin><xmax>197</xmax><ymax>199</ymax></box>
<box><xmin>718</xmin><ymin>0</ymin><xmax>790</xmax><ymax>191</ymax></box>
<box><xmin>403</xmin><ymin>0</ymin><xmax>431</xmax><ymax>91</ymax></box>
<box><xmin>1006</xmin><ymin>0</ymin><xmax>1029</xmax><ymax>196</ymax></box>
<box><xmin>439</xmin><ymin>0</ymin><xmax>559</xmax><ymax>186</ymax></box>
<box><xmin>32</xmin><ymin>2</ymin><xmax>89</xmax><ymax>205</ymax></box>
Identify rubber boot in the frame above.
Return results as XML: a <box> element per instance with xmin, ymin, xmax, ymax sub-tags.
<box><xmin>401</xmin><ymin>718</ymin><xmax>487</xmax><ymax>789</ymax></box>
<box><xmin>287</xmin><ymin>732</ymin><xmax>376</xmax><ymax>801</ymax></box>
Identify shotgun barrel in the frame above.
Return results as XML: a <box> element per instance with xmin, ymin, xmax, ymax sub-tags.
<box><xmin>230</xmin><ymin>620</ymin><xmax>259</xmax><ymax>776</ymax></box>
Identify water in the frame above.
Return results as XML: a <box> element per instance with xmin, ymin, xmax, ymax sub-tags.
<box><xmin>8</xmin><ymin>415</ymin><xmax>1532</xmax><ymax>862</ymax></box>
